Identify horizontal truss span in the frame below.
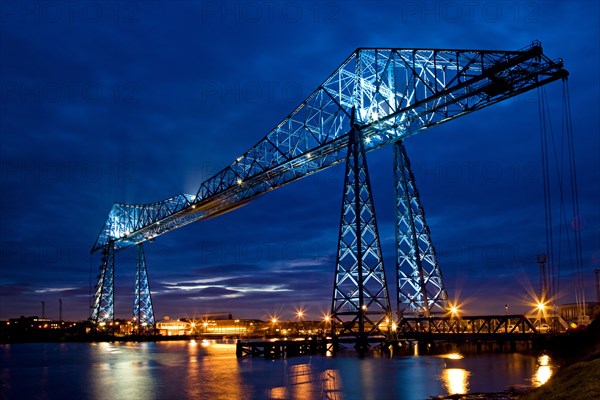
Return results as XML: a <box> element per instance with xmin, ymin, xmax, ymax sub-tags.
<box><xmin>92</xmin><ymin>42</ymin><xmax>567</xmax><ymax>253</ymax></box>
<box><xmin>397</xmin><ymin>314</ymin><xmax>566</xmax><ymax>337</ymax></box>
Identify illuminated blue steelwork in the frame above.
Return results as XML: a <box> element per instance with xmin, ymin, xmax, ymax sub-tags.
<box><xmin>395</xmin><ymin>141</ymin><xmax>448</xmax><ymax>317</ymax></box>
<box><xmin>92</xmin><ymin>43</ymin><xmax>567</xmax><ymax>254</ymax></box>
<box><xmin>331</xmin><ymin>118</ymin><xmax>392</xmax><ymax>348</ymax></box>
<box><xmin>90</xmin><ymin>243</ymin><xmax>114</xmax><ymax>323</ymax></box>
<box><xmin>134</xmin><ymin>244</ymin><xmax>155</xmax><ymax>328</ymax></box>
<box><xmin>90</xmin><ymin>42</ymin><xmax>567</xmax><ymax>325</ymax></box>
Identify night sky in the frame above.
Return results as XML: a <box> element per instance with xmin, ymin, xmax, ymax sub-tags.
<box><xmin>1</xmin><ymin>1</ymin><xmax>598</xmax><ymax>322</ymax></box>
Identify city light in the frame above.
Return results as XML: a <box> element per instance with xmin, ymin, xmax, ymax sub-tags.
<box><xmin>296</xmin><ymin>309</ymin><xmax>304</xmax><ymax>320</ymax></box>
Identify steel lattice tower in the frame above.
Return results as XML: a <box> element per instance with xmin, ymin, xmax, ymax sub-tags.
<box><xmin>331</xmin><ymin>119</ymin><xmax>392</xmax><ymax>349</ymax></box>
<box><xmin>134</xmin><ymin>244</ymin><xmax>155</xmax><ymax>328</ymax></box>
<box><xmin>90</xmin><ymin>242</ymin><xmax>115</xmax><ymax>323</ymax></box>
<box><xmin>395</xmin><ymin>141</ymin><xmax>448</xmax><ymax>317</ymax></box>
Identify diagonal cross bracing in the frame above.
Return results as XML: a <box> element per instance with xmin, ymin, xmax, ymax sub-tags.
<box><xmin>92</xmin><ymin>42</ymin><xmax>567</xmax><ymax>254</ymax></box>
<box><xmin>331</xmin><ymin>121</ymin><xmax>392</xmax><ymax>347</ymax></box>
<box><xmin>133</xmin><ymin>244</ymin><xmax>155</xmax><ymax>328</ymax></box>
<box><xmin>395</xmin><ymin>141</ymin><xmax>448</xmax><ymax>317</ymax></box>
<box><xmin>90</xmin><ymin>243</ymin><xmax>115</xmax><ymax>323</ymax></box>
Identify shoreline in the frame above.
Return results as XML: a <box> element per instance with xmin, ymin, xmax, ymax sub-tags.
<box><xmin>433</xmin><ymin>316</ymin><xmax>600</xmax><ymax>400</ymax></box>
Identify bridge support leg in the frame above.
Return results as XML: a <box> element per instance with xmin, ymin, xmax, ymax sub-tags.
<box><xmin>91</xmin><ymin>242</ymin><xmax>115</xmax><ymax>324</ymax></box>
<box><xmin>331</xmin><ymin>122</ymin><xmax>392</xmax><ymax>351</ymax></box>
<box><xmin>134</xmin><ymin>244</ymin><xmax>155</xmax><ymax>331</ymax></box>
<box><xmin>394</xmin><ymin>141</ymin><xmax>448</xmax><ymax>318</ymax></box>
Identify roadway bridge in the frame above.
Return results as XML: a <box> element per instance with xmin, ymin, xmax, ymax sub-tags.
<box><xmin>90</xmin><ymin>42</ymin><xmax>568</xmax><ymax>351</ymax></box>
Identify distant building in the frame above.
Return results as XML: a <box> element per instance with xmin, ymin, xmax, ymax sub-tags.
<box><xmin>8</xmin><ymin>316</ymin><xmax>52</xmax><ymax>330</ymax></box>
<box><xmin>201</xmin><ymin>319</ymin><xmax>261</xmax><ymax>336</ymax></box>
<box><xmin>559</xmin><ymin>302</ymin><xmax>599</xmax><ymax>323</ymax></box>
<box><xmin>156</xmin><ymin>317</ymin><xmax>192</xmax><ymax>336</ymax></box>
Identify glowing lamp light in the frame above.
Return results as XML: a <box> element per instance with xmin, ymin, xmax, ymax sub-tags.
<box><xmin>236</xmin><ymin>178</ymin><xmax>243</xmax><ymax>185</ymax></box>
<box><xmin>537</xmin><ymin>302</ymin><xmax>545</xmax><ymax>311</ymax></box>
<box><xmin>271</xmin><ymin>317</ymin><xmax>278</xmax><ymax>324</ymax></box>
<box><xmin>323</xmin><ymin>314</ymin><xmax>331</xmax><ymax>323</ymax></box>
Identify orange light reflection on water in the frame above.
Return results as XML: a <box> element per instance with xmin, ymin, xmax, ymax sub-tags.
<box><xmin>186</xmin><ymin>342</ymin><xmax>245</xmax><ymax>399</ymax></box>
<box><xmin>441</xmin><ymin>368</ymin><xmax>470</xmax><ymax>395</ymax></box>
<box><xmin>532</xmin><ymin>355</ymin><xmax>553</xmax><ymax>387</ymax></box>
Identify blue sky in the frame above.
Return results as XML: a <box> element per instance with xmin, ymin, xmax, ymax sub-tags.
<box><xmin>1</xmin><ymin>1</ymin><xmax>598</xmax><ymax>321</ymax></box>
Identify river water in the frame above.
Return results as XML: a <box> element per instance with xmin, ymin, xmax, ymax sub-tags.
<box><xmin>0</xmin><ymin>341</ymin><xmax>552</xmax><ymax>400</ymax></box>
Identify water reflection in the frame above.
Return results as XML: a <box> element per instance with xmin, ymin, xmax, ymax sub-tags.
<box><xmin>439</xmin><ymin>352</ymin><xmax>469</xmax><ymax>395</ymax></box>
<box><xmin>320</xmin><ymin>369</ymin><xmax>343</xmax><ymax>400</ymax></box>
<box><xmin>441</xmin><ymin>368</ymin><xmax>470</xmax><ymax>395</ymax></box>
<box><xmin>187</xmin><ymin>341</ymin><xmax>245</xmax><ymax>399</ymax></box>
<box><xmin>532</xmin><ymin>354</ymin><xmax>553</xmax><ymax>387</ymax></box>
<box><xmin>88</xmin><ymin>342</ymin><xmax>156</xmax><ymax>399</ymax></box>
<box><xmin>1</xmin><ymin>343</ymin><xmax>550</xmax><ymax>400</ymax></box>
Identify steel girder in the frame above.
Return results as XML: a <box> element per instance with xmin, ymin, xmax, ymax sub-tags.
<box><xmin>90</xmin><ymin>243</ymin><xmax>114</xmax><ymax>323</ymax></box>
<box><xmin>395</xmin><ymin>141</ymin><xmax>448</xmax><ymax>317</ymax></box>
<box><xmin>134</xmin><ymin>244</ymin><xmax>155</xmax><ymax>328</ymax></box>
<box><xmin>92</xmin><ymin>42</ymin><xmax>567</xmax><ymax>254</ymax></box>
<box><xmin>331</xmin><ymin>122</ymin><xmax>392</xmax><ymax>348</ymax></box>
